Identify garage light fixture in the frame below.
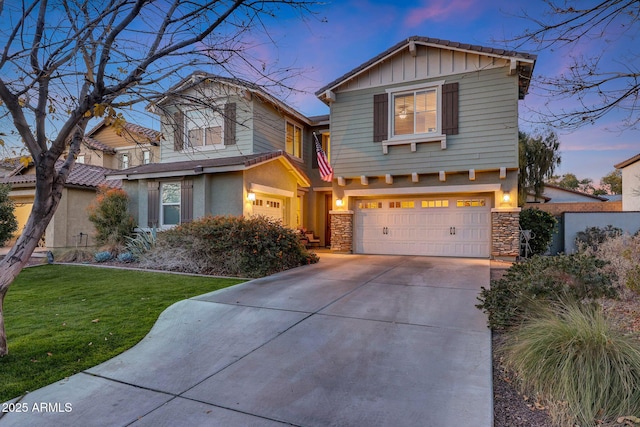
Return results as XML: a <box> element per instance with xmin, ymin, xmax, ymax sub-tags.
<box><xmin>502</xmin><ymin>192</ymin><xmax>511</xmax><ymax>203</ymax></box>
<box><xmin>247</xmin><ymin>192</ymin><xmax>256</xmax><ymax>201</ymax></box>
<box><xmin>336</xmin><ymin>198</ymin><xmax>344</xmax><ymax>207</ymax></box>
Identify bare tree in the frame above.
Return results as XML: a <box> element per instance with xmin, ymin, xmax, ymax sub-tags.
<box><xmin>512</xmin><ymin>0</ymin><xmax>640</xmax><ymax>130</ymax></box>
<box><xmin>0</xmin><ymin>0</ymin><xmax>318</xmax><ymax>356</ymax></box>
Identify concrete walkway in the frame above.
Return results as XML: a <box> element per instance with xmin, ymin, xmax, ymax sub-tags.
<box><xmin>1</xmin><ymin>254</ymin><xmax>492</xmax><ymax>427</ymax></box>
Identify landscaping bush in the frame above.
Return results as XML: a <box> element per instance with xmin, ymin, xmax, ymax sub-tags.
<box><xmin>54</xmin><ymin>248</ymin><xmax>95</xmax><ymax>263</ymax></box>
<box><xmin>519</xmin><ymin>208</ymin><xmax>557</xmax><ymax>256</ymax></box>
<box><xmin>94</xmin><ymin>251</ymin><xmax>113</xmax><ymax>263</ymax></box>
<box><xmin>140</xmin><ymin>215</ymin><xmax>319</xmax><ymax>277</ymax></box>
<box><xmin>583</xmin><ymin>232</ymin><xmax>640</xmax><ymax>295</ymax></box>
<box><xmin>476</xmin><ymin>254</ymin><xmax>616</xmax><ymax>330</ymax></box>
<box><xmin>87</xmin><ymin>185</ymin><xmax>136</xmax><ymax>246</ymax></box>
<box><xmin>575</xmin><ymin>225</ymin><xmax>623</xmax><ymax>252</ymax></box>
<box><xmin>0</xmin><ymin>183</ymin><xmax>19</xmax><ymax>246</ymax></box>
<box><xmin>502</xmin><ymin>301</ymin><xmax>640</xmax><ymax>427</ymax></box>
<box><xmin>124</xmin><ymin>229</ymin><xmax>156</xmax><ymax>260</ymax></box>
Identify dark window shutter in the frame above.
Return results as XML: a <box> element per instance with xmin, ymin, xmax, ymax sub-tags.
<box><xmin>224</xmin><ymin>103</ymin><xmax>236</xmax><ymax>145</ymax></box>
<box><xmin>173</xmin><ymin>111</ymin><xmax>184</xmax><ymax>151</ymax></box>
<box><xmin>442</xmin><ymin>82</ymin><xmax>459</xmax><ymax>135</ymax></box>
<box><xmin>181</xmin><ymin>179</ymin><xmax>193</xmax><ymax>223</ymax></box>
<box><xmin>147</xmin><ymin>181</ymin><xmax>159</xmax><ymax>228</ymax></box>
<box><xmin>373</xmin><ymin>93</ymin><xmax>388</xmax><ymax>142</ymax></box>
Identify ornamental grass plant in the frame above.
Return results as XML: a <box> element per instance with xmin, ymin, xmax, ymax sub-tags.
<box><xmin>502</xmin><ymin>300</ymin><xmax>640</xmax><ymax>426</ymax></box>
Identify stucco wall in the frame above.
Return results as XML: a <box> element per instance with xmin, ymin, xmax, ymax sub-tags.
<box><xmin>621</xmin><ymin>161</ymin><xmax>640</xmax><ymax>211</ymax></box>
<box><xmin>46</xmin><ymin>187</ymin><xmax>98</xmax><ymax>248</ymax></box>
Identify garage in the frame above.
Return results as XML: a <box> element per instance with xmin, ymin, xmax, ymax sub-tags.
<box><xmin>354</xmin><ymin>196</ymin><xmax>491</xmax><ymax>257</ymax></box>
<box><xmin>251</xmin><ymin>195</ymin><xmax>285</xmax><ymax>223</ymax></box>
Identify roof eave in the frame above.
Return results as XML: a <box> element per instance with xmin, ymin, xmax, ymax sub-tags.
<box><xmin>316</xmin><ymin>36</ymin><xmax>537</xmax><ymax>101</ymax></box>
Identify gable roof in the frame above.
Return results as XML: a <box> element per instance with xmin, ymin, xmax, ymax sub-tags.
<box><xmin>151</xmin><ymin>72</ymin><xmax>314</xmax><ymax>126</ymax></box>
<box><xmin>83</xmin><ymin>136</ymin><xmax>117</xmax><ymax>154</ymax></box>
<box><xmin>316</xmin><ymin>35</ymin><xmax>537</xmax><ymax>100</ymax></box>
<box><xmin>614</xmin><ymin>153</ymin><xmax>640</xmax><ymax>169</ymax></box>
<box><xmin>3</xmin><ymin>161</ymin><xmax>121</xmax><ymax>189</ymax></box>
<box><xmin>86</xmin><ymin>120</ymin><xmax>162</xmax><ymax>144</ymax></box>
<box><xmin>107</xmin><ymin>150</ymin><xmax>311</xmax><ymax>187</ymax></box>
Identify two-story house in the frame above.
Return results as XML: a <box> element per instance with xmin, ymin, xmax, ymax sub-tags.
<box><xmin>318</xmin><ymin>36</ymin><xmax>535</xmax><ymax>259</ymax></box>
<box><xmin>112</xmin><ymin>36</ymin><xmax>536</xmax><ymax>260</ymax></box>
<box><xmin>109</xmin><ymin>75</ymin><xmax>321</xmax><ymax>233</ymax></box>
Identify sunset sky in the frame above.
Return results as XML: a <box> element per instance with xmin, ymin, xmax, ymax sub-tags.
<box><xmin>249</xmin><ymin>0</ymin><xmax>639</xmax><ymax>186</ymax></box>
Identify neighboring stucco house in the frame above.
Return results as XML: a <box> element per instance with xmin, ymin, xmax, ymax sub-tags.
<box><xmin>2</xmin><ymin>161</ymin><xmax>121</xmax><ymax>248</ymax></box>
<box><xmin>615</xmin><ymin>153</ymin><xmax>640</xmax><ymax>211</ymax></box>
<box><xmin>526</xmin><ymin>184</ymin><xmax>609</xmax><ymax>203</ymax></box>
<box><xmin>76</xmin><ymin>121</ymin><xmax>162</xmax><ymax>169</ymax></box>
<box><xmin>111</xmin><ymin>36</ymin><xmax>536</xmax><ymax>260</ymax></box>
<box><xmin>315</xmin><ymin>36</ymin><xmax>535</xmax><ymax>259</ymax></box>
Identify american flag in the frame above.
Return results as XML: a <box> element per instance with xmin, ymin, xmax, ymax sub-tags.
<box><xmin>313</xmin><ymin>132</ymin><xmax>333</xmax><ymax>182</ymax></box>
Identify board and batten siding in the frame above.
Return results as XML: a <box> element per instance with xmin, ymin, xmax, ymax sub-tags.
<box><xmin>330</xmin><ymin>66</ymin><xmax>519</xmax><ymax>177</ymax></box>
<box><xmin>337</xmin><ymin>42</ymin><xmax>511</xmax><ymax>92</ymax></box>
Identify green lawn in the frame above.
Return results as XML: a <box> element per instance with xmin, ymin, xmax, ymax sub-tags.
<box><xmin>0</xmin><ymin>265</ymin><xmax>244</xmax><ymax>402</ymax></box>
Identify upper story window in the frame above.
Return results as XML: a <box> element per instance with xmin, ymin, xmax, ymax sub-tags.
<box><xmin>185</xmin><ymin>109</ymin><xmax>224</xmax><ymax>149</ymax></box>
<box><xmin>374</xmin><ymin>81</ymin><xmax>457</xmax><ymax>153</ymax></box>
<box><xmin>286</xmin><ymin>121</ymin><xmax>302</xmax><ymax>158</ymax></box>
<box><xmin>173</xmin><ymin>103</ymin><xmax>236</xmax><ymax>152</ymax></box>
<box><xmin>393</xmin><ymin>88</ymin><xmax>437</xmax><ymax>136</ymax></box>
<box><xmin>143</xmin><ymin>150</ymin><xmax>151</xmax><ymax>164</ymax></box>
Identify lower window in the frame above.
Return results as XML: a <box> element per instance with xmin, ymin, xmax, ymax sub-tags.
<box><xmin>161</xmin><ymin>183</ymin><xmax>180</xmax><ymax>226</ymax></box>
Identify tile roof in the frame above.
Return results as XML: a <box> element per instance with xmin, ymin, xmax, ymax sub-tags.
<box><xmin>83</xmin><ymin>136</ymin><xmax>117</xmax><ymax>154</ymax></box>
<box><xmin>86</xmin><ymin>120</ymin><xmax>162</xmax><ymax>143</ymax></box>
<box><xmin>122</xmin><ymin>122</ymin><xmax>162</xmax><ymax>142</ymax></box>
<box><xmin>316</xmin><ymin>35</ymin><xmax>537</xmax><ymax>97</ymax></box>
<box><xmin>3</xmin><ymin>161</ymin><xmax>121</xmax><ymax>189</ymax></box>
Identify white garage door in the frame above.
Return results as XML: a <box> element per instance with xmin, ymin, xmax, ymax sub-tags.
<box><xmin>354</xmin><ymin>196</ymin><xmax>491</xmax><ymax>257</ymax></box>
<box><xmin>252</xmin><ymin>196</ymin><xmax>284</xmax><ymax>222</ymax></box>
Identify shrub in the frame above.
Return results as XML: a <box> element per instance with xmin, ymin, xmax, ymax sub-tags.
<box><xmin>87</xmin><ymin>185</ymin><xmax>136</xmax><ymax>246</ymax></box>
<box><xmin>117</xmin><ymin>252</ymin><xmax>135</xmax><ymax>263</ymax></box>
<box><xmin>476</xmin><ymin>254</ymin><xmax>616</xmax><ymax>330</ymax></box>
<box><xmin>0</xmin><ymin>183</ymin><xmax>19</xmax><ymax>246</ymax></box>
<box><xmin>583</xmin><ymin>232</ymin><xmax>640</xmax><ymax>295</ymax></box>
<box><xmin>54</xmin><ymin>248</ymin><xmax>95</xmax><ymax>263</ymax></box>
<box><xmin>575</xmin><ymin>225</ymin><xmax>623</xmax><ymax>252</ymax></box>
<box><xmin>124</xmin><ymin>230</ymin><xmax>156</xmax><ymax>259</ymax></box>
<box><xmin>519</xmin><ymin>208</ymin><xmax>557</xmax><ymax>256</ymax></box>
<box><xmin>502</xmin><ymin>301</ymin><xmax>640</xmax><ymax>427</ymax></box>
<box><xmin>140</xmin><ymin>215</ymin><xmax>319</xmax><ymax>277</ymax></box>
<box><xmin>94</xmin><ymin>251</ymin><xmax>113</xmax><ymax>263</ymax></box>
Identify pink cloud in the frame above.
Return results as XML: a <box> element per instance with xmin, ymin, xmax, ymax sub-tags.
<box><xmin>404</xmin><ymin>0</ymin><xmax>479</xmax><ymax>27</ymax></box>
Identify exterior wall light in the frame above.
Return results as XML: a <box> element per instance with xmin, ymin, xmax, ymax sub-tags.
<box><xmin>247</xmin><ymin>192</ymin><xmax>256</xmax><ymax>202</ymax></box>
<box><xmin>335</xmin><ymin>198</ymin><xmax>344</xmax><ymax>207</ymax></box>
<box><xmin>502</xmin><ymin>192</ymin><xmax>511</xmax><ymax>203</ymax></box>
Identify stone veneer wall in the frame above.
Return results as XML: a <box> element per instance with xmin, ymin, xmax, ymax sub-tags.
<box><xmin>491</xmin><ymin>210</ymin><xmax>520</xmax><ymax>259</ymax></box>
<box><xmin>330</xmin><ymin>211</ymin><xmax>353</xmax><ymax>253</ymax></box>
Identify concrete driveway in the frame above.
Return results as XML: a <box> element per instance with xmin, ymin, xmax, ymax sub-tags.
<box><xmin>1</xmin><ymin>254</ymin><xmax>492</xmax><ymax>427</ymax></box>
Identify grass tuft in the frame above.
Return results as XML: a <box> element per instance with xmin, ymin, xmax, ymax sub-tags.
<box><xmin>502</xmin><ymin>300</ymin><xmax>640</xmax><ymax>426</ymax></box>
